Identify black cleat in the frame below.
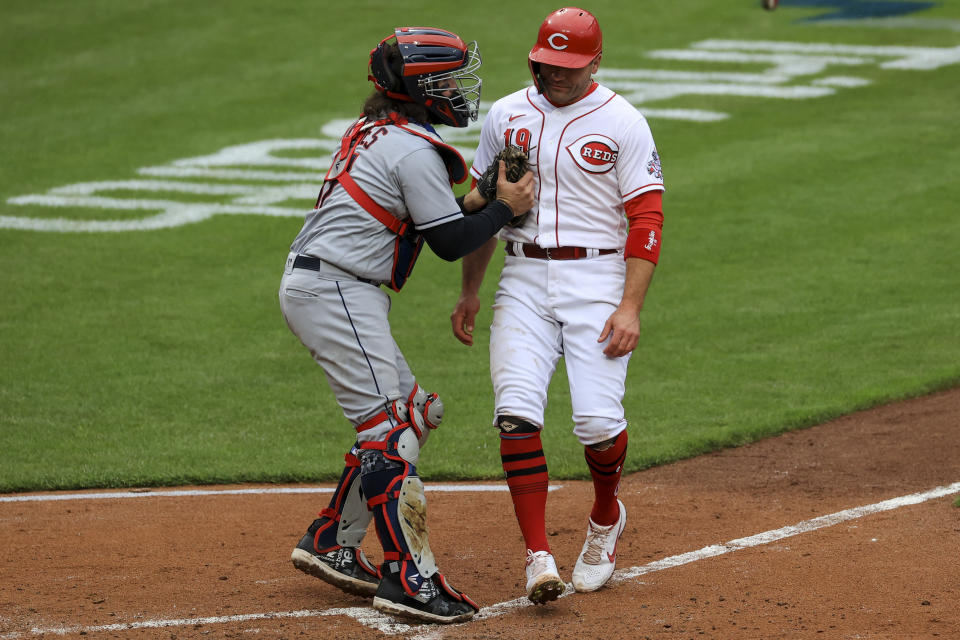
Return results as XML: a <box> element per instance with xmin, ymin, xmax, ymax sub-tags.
<box><xmin>291</xmin><ymin>522</ymin><xmax>379</xmax><ymax>597</ymax></box>
<box><xmin>372</xmin><ymin>562</ymin><xmax>479</xmax><ymax>624</ymax></box>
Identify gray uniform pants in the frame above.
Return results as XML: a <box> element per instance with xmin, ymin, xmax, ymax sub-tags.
<box><xmin>279</xmin><ymin>254</ymin><xmax>415</xmax><ymax>443</ymax></box>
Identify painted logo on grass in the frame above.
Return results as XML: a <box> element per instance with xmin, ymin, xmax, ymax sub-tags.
<box><xmin>2</xmin><ymin>38</ymin><xmax>959</xmax><ymax>232</ymax></box>
<box><xmin>782</xmin><ymin>0</ymin><xmax>937</xmax><ymax>22</ymax></box>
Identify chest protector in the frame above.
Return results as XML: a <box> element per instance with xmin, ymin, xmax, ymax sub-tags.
<box><xmin>318</xmin><ymin>113</ymin><xmax>467</xmax><ymax>292</ymax></box>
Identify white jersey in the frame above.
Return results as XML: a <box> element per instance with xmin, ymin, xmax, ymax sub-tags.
<box><xmin>470</xmin><ymin>83</ymin><xmax>664</xmax><ymax>249</ymax></box>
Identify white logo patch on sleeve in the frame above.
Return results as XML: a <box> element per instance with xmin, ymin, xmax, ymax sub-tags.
<box><xmin>647</xmin><ymin>150</ymin><xmax>663</xmax><ymax>179</ymax></box>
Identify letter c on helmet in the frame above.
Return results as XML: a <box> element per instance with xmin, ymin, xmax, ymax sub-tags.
<box><xmin>547</xmin><ymin>33</ymin><xmax>569</xmax><ymax>50</ymax></box>
<box><xmin>528</xmin><ymin>8</ymin><xmax>603</xmax><ymax>92</ymax></box>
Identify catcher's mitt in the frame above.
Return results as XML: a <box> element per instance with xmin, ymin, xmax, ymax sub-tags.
<box><xmin>476</xmin><ymin>146</ymin><xmax>531</xmax><ymax>227</ymax></box>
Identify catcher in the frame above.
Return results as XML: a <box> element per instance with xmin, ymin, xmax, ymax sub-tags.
<box><xmin>280</xmin><ymin>27</ymin><xmax>533</xmax><ymax>624</ymax></box>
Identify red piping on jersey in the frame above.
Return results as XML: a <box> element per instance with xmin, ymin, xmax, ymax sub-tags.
<box><xmin>622</xmin><ymin>183</ymin><xmax>664</xmax><ymax>201</ymax></box>
<box><xmin>548</xmin><ymin>91</ymin><xmax>617</xmax><ymax>247</ymax></box>
<box><xmin>524</xmin><ymin>88</ymin><xmax>548</xmax><ymax>235</ymax></box>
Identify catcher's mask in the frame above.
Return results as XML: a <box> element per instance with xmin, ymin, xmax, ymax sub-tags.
<box><xmin>369</xmin><ymin>27</ymin><xmax>482</xmax><ymax>128</ymax></box>
<box><xmin>528</xmin><ymin>7</ymin><xmax>602</xmax><ymax>93</ymax></box>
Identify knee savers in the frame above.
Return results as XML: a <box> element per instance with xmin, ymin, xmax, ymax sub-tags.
<box><xmin>408</xmin><ymin>383</ymin><xmax>444</xmax><ymax>430</ymax></box>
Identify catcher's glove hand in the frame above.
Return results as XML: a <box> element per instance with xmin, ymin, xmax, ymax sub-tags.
<box><xmin>476</xmin><ymin>146</ymin><xmax>531</xmax><ymax>227</ymax></box>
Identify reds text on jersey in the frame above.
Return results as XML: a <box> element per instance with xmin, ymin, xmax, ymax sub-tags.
<box><xmin>470</xmin><ymin>83</ymin><xmax>664</xmax><ymax>249</ymax></box>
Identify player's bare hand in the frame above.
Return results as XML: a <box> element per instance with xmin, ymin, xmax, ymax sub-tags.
<box><xmin>451</xmin><ymin>293</ymin><xmax>481</xmax><ymax>346</ymax></box>
<box><xmin>597</xmin><ymin>307</ymin><xmax>641</xmax><ymax>358</ymax></box>
<box><xmin>495</xmin><ymin>161</ymin><xmax>535</xmax><ymax>218</ymax></box>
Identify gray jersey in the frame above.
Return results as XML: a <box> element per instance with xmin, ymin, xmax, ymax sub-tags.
<box><xmin>290</xmin><ymin>120</ymin><xmax>464</xmax><ymax>283</ymax></box>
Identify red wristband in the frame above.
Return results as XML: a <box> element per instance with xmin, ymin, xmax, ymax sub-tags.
<box><xmin>625</xmin><ymin>226</ymin><xmax>661</xmax><ymax>263</ymax></box>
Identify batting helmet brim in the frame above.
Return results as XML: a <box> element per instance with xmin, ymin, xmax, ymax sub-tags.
<box><xmin>528</xmin><ymin>45</ymin><xmax>597</xmax><ymax>70</ymax></box>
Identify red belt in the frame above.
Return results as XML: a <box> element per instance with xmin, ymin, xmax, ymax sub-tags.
<box><xmin>505</xmin><ymin>243</ymin><xmax>618</xmax><ymax>260</ymax></box>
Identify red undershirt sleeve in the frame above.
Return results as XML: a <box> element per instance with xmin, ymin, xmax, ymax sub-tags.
<box><xmin>623</xmin><ymin>190</ymin><xmax>663</xmax><ymax>264</ymax></box>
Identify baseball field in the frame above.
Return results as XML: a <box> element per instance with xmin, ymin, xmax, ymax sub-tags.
<box><xmin>2</xmin><ymin>0</ymin><xmax>959</xmax><ymax>637</ymax></box>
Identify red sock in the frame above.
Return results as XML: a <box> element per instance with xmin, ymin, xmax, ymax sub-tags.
<box><xmin>585</xmin><ymin>430</ymin><xmax>628</xmax><ymax>525</ymax></box>
<box><xmin>500</xmin><ymin>433</ymin><xmax>550</xmax><ymax>553</ymax></box>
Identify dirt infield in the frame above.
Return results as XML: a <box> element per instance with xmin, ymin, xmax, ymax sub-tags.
<box><xmin>2</xmin><ymin>388</ymin><xmax>958</xmax><ymax>639</ymax></box>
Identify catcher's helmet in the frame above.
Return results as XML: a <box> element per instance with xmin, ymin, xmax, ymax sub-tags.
<box><xmin>528</xmin><ymin>7</ymin><xmax>602</xmax><ymax>90</ymax></box>
<box><xmin>369</xmin><ymin>27</ymin><xmax>482</xmax><ymax>128</ymax></box>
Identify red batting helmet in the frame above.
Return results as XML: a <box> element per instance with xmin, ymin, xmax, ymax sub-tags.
<box><xmin>369</xmin><ymin>27</ymin><xmax>482</xmax><ymax>128</ymax></box>
<box><xmin>528</xmin><ymin>7</ymin><xmax>602</xmax><ymax>89</ymax></box>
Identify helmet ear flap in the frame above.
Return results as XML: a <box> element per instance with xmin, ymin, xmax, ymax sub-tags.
<box><xmin>528</xmin><ymin>60</ymin><xmax>545</xmax><ymax>94</ymax></box>
<box><xmin>382</xmin><ymin>45</ymin><xmax>405</xmax><ymax>93</ymax></box>
<box><xmin>369</xmin><ymin>40</ymin><xmax>405</xmax><ymax>94</ymax></box>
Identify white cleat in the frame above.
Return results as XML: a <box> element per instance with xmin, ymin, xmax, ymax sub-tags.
<box><xmin>572</xmin><ymin>499</ymin><xmax>627</xmax><ymax>593</ymax></box>
<box><xmin>524</xmin><ymin>549</ymin><xmax>565</xmax><ymax>604</ymax></box>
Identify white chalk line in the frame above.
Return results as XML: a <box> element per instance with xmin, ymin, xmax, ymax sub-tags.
<box><xmin>0</xmin><ymin>608</ymin><xmax>396</xmax><ymax>639</ymax></box>
<box><xmin>0</xmin><ymin>484</ymin><xmax>565</xmax><ymax>504</ymax></box>
<box><xmin>2</xmin><ymin>481</ymin><xmax>957</xmax><ymax>639</ymax></box>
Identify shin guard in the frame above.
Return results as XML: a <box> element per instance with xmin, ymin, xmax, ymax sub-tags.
<box><xmin>360</xmin><ymin>424</ymin><xmax>437</xmax><ymax>597</ymax></box>
<box><xmin>310</xmin><ymin>444</ymin><xmax>373</xmax><ymax>551</ymax></box>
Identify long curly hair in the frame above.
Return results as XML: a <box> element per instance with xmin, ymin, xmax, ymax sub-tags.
<box><xmin>361</xmin><ymin>91</ymin><xmax>431</xmax><ymax>124</ymax></box>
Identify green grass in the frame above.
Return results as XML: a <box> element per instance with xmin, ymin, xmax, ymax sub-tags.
<box><xmin>2</xmin><ymin>1</ymin><xmax>959</xmax><ymax>491</ymax></box>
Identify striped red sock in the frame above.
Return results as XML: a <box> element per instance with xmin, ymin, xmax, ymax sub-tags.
<box><xmin>585</xmin><ymin>430</ymin><xmax>628</xmax><ymax>525</ymax></box>
<box><xmin>500</xmin><ymin>433</ymin><xmax>550</xmax><ymax>553</ymax></box>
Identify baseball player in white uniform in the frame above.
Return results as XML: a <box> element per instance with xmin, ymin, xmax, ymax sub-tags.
<box><xmin>451</xmin><ymin>7</ymin><xmax>665</xmax><ymax>604</ymax></box>
<box><xmin>280</xmin><ymin>27</ymin><xmax>533</xmax><ymax>624</ymax></box>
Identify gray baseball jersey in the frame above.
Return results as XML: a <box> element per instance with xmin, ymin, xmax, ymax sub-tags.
<box><xmin>290</xmin><ymin>120</ymin><xmax>464</xmax><ymax>283</ymax></box>
<box><xmin>280</xmin><ymin>118</ymin><xmax>464</xmax><ymax>440</ymax></box>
